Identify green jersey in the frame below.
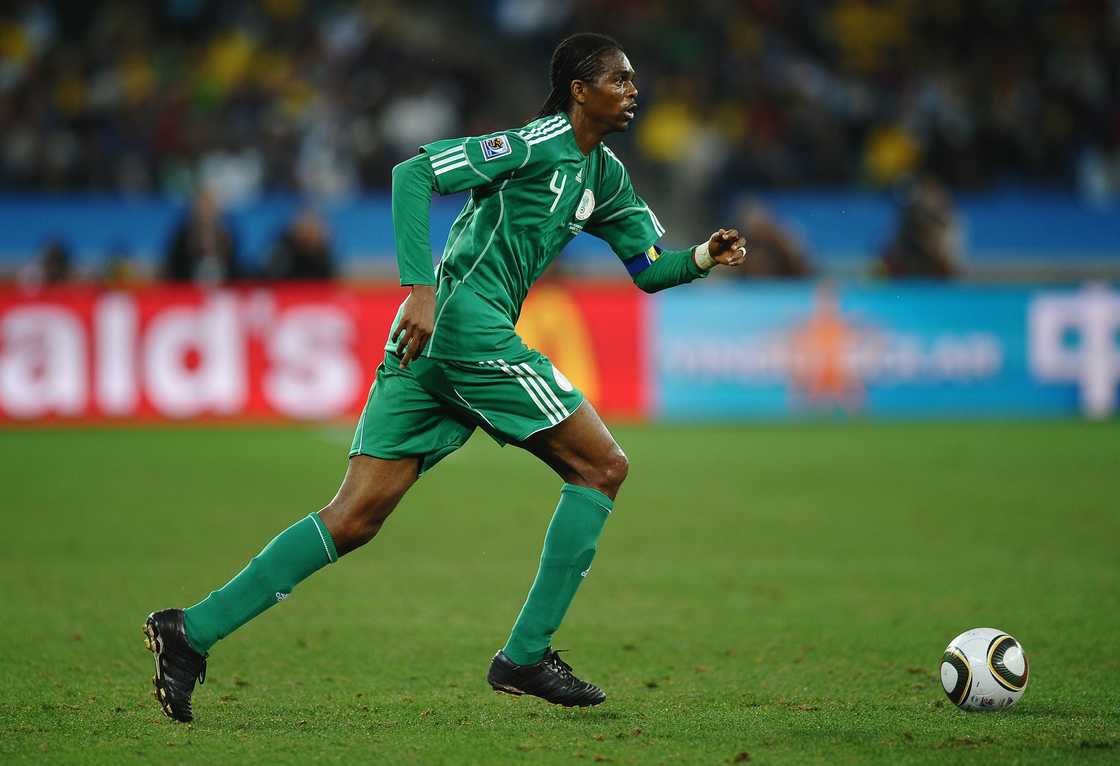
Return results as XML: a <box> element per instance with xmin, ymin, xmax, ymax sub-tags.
<box><xmin>388</xmin><ymin>111</ymin><xmax>665</xmax><ymax>361</ymax></box>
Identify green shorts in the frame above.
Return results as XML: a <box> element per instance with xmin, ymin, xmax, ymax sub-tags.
<box><xmin>349</xmin><ymin>348</ymin><xmax>586</xmax><ymax>474</ymax></box>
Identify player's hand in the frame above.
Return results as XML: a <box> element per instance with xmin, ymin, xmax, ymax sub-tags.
<box><xmin>706</xmin><ymin>228</ymin><xmax>747</xmax><ymax>266</ymax></box>
<box><xmin>392</xmin><ymin>284</ymin><xmax>436</xmax><ymax>368</ymax></box>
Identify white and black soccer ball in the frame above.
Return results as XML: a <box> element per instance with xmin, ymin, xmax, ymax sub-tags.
<box><xmin>940</xmin><ymin>627</ymin><xmax>1029</xmax><ymax>711</ymax></box>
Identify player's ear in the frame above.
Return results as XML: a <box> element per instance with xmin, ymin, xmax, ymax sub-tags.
<box><xmin>570</xmin><ymin>79</ymin><xmax>587</xmax><ymax>105</ymax></box>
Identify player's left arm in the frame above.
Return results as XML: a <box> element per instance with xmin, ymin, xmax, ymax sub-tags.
<box><xmin>585</xmin><ymin>149</ymin><xmax>746</xmax><ymax>292</ymax></box>
<box><xmin>628</xmin><ymin>229</ymin><xmax>747</xmax><ymax>293</ymax></box>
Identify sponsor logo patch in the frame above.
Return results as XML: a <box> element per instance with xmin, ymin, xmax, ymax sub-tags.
<box><xmin>480</xmin><ymin>135</ymin><xmax>512</xmax><ymax>161</ymax></box>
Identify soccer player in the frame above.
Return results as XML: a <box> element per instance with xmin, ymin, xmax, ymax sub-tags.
<box><xmin>144</xmin><ymin>32</ymin><xmax>747</xmax><ymax>722</ymax></box>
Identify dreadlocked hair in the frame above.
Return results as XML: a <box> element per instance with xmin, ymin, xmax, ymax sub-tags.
<box><xmin>535</xmin><ymin>33</ymin><xmax>623</xmax><ymax>119</ymax></box>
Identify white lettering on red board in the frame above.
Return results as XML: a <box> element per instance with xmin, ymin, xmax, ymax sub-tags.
<box><xmin>0</xmin><ymin>290</ymin><xmax>363</xmax><ymax>420</ymax></box>
<box><xmin>0</xmin><ymin>306</ymin><xmax>86</xmax><ymax>417</ymax></box>
<box><xmin>264</xmin><ymin>307</ymin><xmax>361</xmax><ymax>419</ymax></box>
<box><xmin>144</xmin><ymin>295</ymin><xmax>246</xmax><ymax>417</ymax></box>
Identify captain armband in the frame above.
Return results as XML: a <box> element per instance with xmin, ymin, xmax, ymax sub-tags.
<box><xmin>622</xmin><ymin>245</ymin><xmax>663</xmax><ymax>277</ymax></box>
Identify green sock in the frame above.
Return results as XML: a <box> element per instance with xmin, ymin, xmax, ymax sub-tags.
<box><xmin>183</xmin><ymin>512</ymin><xmax>338</xmax><ymax>655</ymax></box>
<box><xmin>502</xmin><ymin>483</ymin><xmax>613</xmax><ymax>666</ymax></box>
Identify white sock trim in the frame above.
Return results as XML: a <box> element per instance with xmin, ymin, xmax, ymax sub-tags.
<box><xmin>309</xmin><ymin>513</ymin><xmax>337</xmax><ymax>563</ymax></box>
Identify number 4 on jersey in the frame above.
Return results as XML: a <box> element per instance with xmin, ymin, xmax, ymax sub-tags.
<box><xmin>548</xmin><ymin>170</ymin><xmax>568</xmax><ymax>213</ymax></box>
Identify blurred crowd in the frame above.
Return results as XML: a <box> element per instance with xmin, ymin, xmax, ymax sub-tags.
<box><xmin>2</xmin><ymin>0</ymin><xmax>1117</xmax><ymax>201</ymax></box>
<box><xmin>4</xmin><ymin>0</ymin><xmax>1115</xmax><ymax>284</ymax></box>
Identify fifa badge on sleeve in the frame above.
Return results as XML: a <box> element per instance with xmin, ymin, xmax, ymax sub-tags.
<box><xmin>480</xmin><ymin>135</ymin><xmax>512</xmax><ymax>161</ymax></box>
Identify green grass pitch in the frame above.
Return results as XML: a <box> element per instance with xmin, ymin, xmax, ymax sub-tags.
<box><xmin>1</xmin><ymin>420</ymin><xmax>1118</xmax><ymax>764</ymax></box>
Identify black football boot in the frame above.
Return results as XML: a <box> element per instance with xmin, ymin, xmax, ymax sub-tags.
<box><xmin>143</xmin><ymin>609</ymin><xmax>207</xmax><ymax>722</ymax></box>
<box><xmin>487</xmin><ymin>648</ymin><xmax>606</xmax><ymax>707</ymax></box>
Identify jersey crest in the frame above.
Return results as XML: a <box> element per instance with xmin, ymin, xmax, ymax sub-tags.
<box><xmin>480</xmin><ymin>135</ymin><xmax>512</xmax><ymax>161</ymax></box>
<box><xmin>575</xmin><ymin>189</ymin><xmax>596</xmax><ymax>221</ymax></box>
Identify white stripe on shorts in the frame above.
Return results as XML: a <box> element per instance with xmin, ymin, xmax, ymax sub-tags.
<box><xmin>505</xmin><ymin>361</ymin><xmax>566</xmax><ymax>422</ymax></box>
<box><xmin>517</xmin><ymin>362</ymin><xmax>569</xmax><ymax>419</ymax></box>
<box><xmin>486</xmin><ymin>359</ymin><xmax>561</xmax><ymax>425</ymax></box>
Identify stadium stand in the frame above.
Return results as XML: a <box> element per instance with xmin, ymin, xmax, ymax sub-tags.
<box><xmin>1</xmin><ymin>1</ymin><xmax>1117</xmax><ymax>279</ymax></box>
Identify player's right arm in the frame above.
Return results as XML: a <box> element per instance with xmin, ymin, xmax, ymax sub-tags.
<box><xmin>420</xmin><ymin>129</ymin><xmax>534</xmax><ymax>195</ymax></box>
<box><xmin>389</xmin><ymin>127</ymin><xmax>540</xmax><ymax>365</ymax></box>
<box><xmin>389</xmin><ymin>155</ymin><xmax>438</xmax><ymax>367</ymax></box>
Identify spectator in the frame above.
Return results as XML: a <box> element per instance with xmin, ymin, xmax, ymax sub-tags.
<box><xmin>878</xmin><ymin>179</ymin><xmax>962</xmax><ymax>279</ymax></box>
<box><xmin>726</xmin><ymin>200</ymin><xmax>814</xmax><ymax>279</ymax></box>
<box><xmin>101</xmin><ymin>241</ymin><xmax>143</xmax><ymax>288</ymax></box>
<box><xmin>18</xmin><ymin>239</ymin><xmax>73</xmax><ymax>287</ymax></box>
<box><xmin>163</xmin><ymin>189</ymin><xmax>242</xmax><ymax>284</ymax></box>
<box><xmin>264</xmin><ymin>208</ymin><xmax>335</xmax><ymax>281</ymax></box>
<box><xmin>38</xmin><ymin>239</ymin><xmax>73</xmax><ymax>283</ymax></box>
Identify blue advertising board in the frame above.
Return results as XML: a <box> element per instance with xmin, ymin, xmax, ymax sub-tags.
<box><xmin>2</xmin><ymin>191</ymin><xmax>1118</xmax><ymax>275</ymax></box>
<box><xmin>652</xmin><ymin>283</ymin><xmax>1120</xmax><ymax>420</ymax></box>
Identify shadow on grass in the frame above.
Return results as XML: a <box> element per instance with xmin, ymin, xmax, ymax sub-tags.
<box><xmin>1003</xmin><ymin>705</ymin><xmax>1120</xmax><ymax>722</ymax></box>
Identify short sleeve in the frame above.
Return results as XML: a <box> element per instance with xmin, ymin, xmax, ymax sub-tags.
<box><xmin>420</xmin><ymin>131</ymin><xmax>532</xmax><ymax>195</ymax></box>
<box><xmin>584</xmin><ymin>147</ymin><xmax>666</xmax><ymax>261</ymax></box>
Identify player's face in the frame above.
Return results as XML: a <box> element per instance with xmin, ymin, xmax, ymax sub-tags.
<box><xmin>582</xmin><ymin>50</ymin><xmax>639</xmax><ymax>131</ymax></box>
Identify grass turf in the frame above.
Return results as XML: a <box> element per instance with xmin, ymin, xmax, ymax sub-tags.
<box><xmin>1</xmin><ymin>420</ymin><xmax>1118</xmax><ymax>764</ymax></box>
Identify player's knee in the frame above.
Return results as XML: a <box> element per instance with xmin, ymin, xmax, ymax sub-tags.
<box><xmin>592</xmin><ymin>447</ymin><xmax>629</xmax><ymax>496</ymax></box>
<box><xmin>326</xmin><ymin>502</ymin><xmax>386</xmax><ymax>551</ymax></box>
<box><xmin>321</xmin><ymin>489</ymin><xmax>405</xmax><ymax>554</ymax></box>
<box><xmin>608</xmin><ymin>448</ymin><xmax>630</xmax><ymax>489</ymax></box>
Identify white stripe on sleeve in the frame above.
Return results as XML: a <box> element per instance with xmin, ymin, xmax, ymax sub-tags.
<box><xmin>527</xmin><ymin>124</ymin><xmax>572</xmax><ymax>146</ymax></box>
<box><xmin>434</xmin><ymin>159</ymin><xmax>471</xmax><ymax>176</ymax></box>
<box><xmin>429</xmin><ymin>143</ymin><xmax>466</xmax><ymax>161</ymax></box>
<box><xmin>520</xmin><ymin>116</ymin><xmax>563</xmax><ymax>140</ymax></box>
<box><xmin>431</xmin><ymin>151</ymin><xmax>466</xmax><ymax>169</ymax></box>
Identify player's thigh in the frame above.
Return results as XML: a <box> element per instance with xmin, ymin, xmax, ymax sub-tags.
<box><xmin>517</xmin><ymin>399</ymin><xmax>628</xmax><ymax>497</ymax></box>
<box><xmin>422</xmin><ymin>350</ymin><xmax>626</xmax><ymax>495</ymax></box>
<box><xmin>330</xmin><ymin>453</ymin><xmax>420</xmax><ymax>513</ymax></box>
<box><xmin>350</xmin><ymin>356</ymin><xmax>476</xmax><ymax>476</ymax></box>
<box><xmin>319</xmin><ymin>452</ymin><xmax>423</xmax><ymax>555</ymax></box>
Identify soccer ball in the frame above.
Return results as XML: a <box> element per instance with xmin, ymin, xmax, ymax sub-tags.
<box><xmin>940</xmin><ymin>627</ymin><xmax>1029</xmax><ymax>711</ymax></box>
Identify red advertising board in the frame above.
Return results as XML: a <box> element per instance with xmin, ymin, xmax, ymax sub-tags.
<box><xmin>0</xmin><ymin>283</ymin><xmax>645</xmax><ymax>423</ymax></box>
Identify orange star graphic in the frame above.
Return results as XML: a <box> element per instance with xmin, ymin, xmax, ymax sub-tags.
<box><xmin>787</xmin><ymin>285</ymin><xmax>866</xmax><ymax>409</ymax></box>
